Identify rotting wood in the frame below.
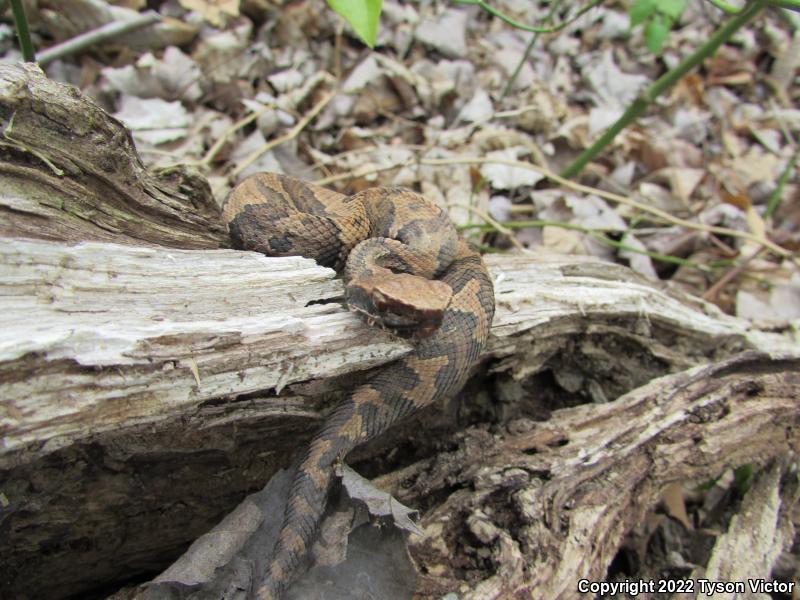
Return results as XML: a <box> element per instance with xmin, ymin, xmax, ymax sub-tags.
<box><xmin>390</xmin><ymin>354</ymin><xmax>800</xmax><ymax>599</ymax></box>
<box><xmin>0</xmin><ymin>63</ymin><xmax>224</xmax><ymax>248</ymax></box>
<box><xmin>672</xmin><ymin>458</ymin><xmax>799</xmax><ymax>600</ymax></box>
<box><xmin>2</xmin><ymin>237</ymin><xmax>796</xmax><ymax>469</ymax></box>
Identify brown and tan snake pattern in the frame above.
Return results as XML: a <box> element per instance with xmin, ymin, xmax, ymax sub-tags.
<box><xmin>223</xmin><ymin>173</ymin><xmax>495</xmax><ymax>600</ymax></box>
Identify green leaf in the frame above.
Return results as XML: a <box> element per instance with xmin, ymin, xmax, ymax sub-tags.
<box><xmin>644</xmin><ymin>15</ymin><xmax>669</xmax><ymax>53</ymax></box>
<box><xmin>326</xmin><ymin>0</ymin><xmax>384</xmax><ymax>48</ymax></box>
<box><xmin>658</xmin><ymin>0</ymin><xmax>687</xmax><ymax>21</ymax></box>
<box><xmin>629</xmin><ymin>0</ymin><xmax>656</xmax><ymax>28</ymax></box>
<box><xmin>733</xmin><ymin>464</ymin><xmax>753</xmax><ymax>496</ymax></box>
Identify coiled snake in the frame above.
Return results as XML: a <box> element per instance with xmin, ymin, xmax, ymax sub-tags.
<box><xmin>223</xmin><ymin>173</ymin><xmax>495</xmax><ymax>600</ymax></box>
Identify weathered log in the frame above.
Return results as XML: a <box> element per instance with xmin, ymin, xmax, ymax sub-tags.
<box><xmin>4</xmin><ymin>237</ymin><xmax>796</xmax><ymax>469</ymax></box>
<box><xmin>393</xmin><ymin>354</ymin><xmax>800</xmax><ymax>599</ymax></box>
<box><xmin>0</xmin><ymin>62</ymin><xmax>224</xmax><ymax>248</ymax></box>
<box><xmin>0</xmin><ymin>62</ymin><xmax>797</xmax><ymax>600</ymax></box>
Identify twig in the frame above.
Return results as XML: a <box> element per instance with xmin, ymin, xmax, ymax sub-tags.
<box><xmin>198</xmin><ymin>105</ymin><xmax>271</xmax><ymax>167</ymax></box>
<box><xmin>446</xmin><ymin>202</ymin><xmax>530</xmax><ymax>253</ymax></box>
<box><xmin>493</xmin><ymin>104</ymin><xmax>550</xmax><ymax>119</ymax></box>
<box><xmin>460</xmin><ymin>219</ymin><xmax>715</xmax><ymax>270</ymax></box>
<box><xmin>764</xmin><ymin>135</ymin><xmax>799</xmax><ymax>221</ymax></box>
<box><xmin>2</xmin><ymin>112</ymin><xmax>64</xmax><ymax>176</ymax></box>
<box><xmin>213</xmin><ymin>70</ymin><xmax>336</xmax><ymax>168</ymax></box>
<box><xmin>500</xmin><ymin>0</ymin><xmax>560</xmax><ymax>99</ymax></box>
<box><xmin>454</xmin><ymin>0</ymin><xmax>603</xmax><ymax>34</ymax></box>
<box><xmin>702</xmin><ymin>246</ymin><xmax>765</xmax><ymax>303</ymax></box>
<box><xmin>421</xmin><ymin>156</ymin><xmax>793</xmax><ymax>260</ymax></box>
<box><xmin>309</xmin><ymin>152</ymin><xmax>792</xmax><ymax>260</ymax></box>
<box><xmin>37</xmin><ymin>11</ymin><xmax>162</xmax><ymax>67</ymax></box>
<box><xmin>313</xmin><ymin>159</ymin><xmax>414</xmax><ymax>187</ymax></box>
<box><xmin>231</xmin><ymin>91</ymin><xmax>335</xmax><ymax>179</ymax></box>
<box><xmin>334</xmin><ymin>21</ymin><xmax>343</xmax><ymax>81</ymax></box>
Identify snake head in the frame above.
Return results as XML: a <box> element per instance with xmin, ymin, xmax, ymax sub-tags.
<box><xmin>346</xmin><ymin>273</ymin><xmax>453</xmax><ymax>339</ymax></box>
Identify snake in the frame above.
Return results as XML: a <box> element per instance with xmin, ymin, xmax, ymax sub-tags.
<box><xmin>222</xmin><ymin>173</ymin><xmax>495</xmax><ymax>600</ymax></box>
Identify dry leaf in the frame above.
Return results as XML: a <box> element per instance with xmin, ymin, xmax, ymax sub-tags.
<box><xmin>650</xmin><ymin>167</ymin><xmax>705</xmax><ymax>206</ymax></box>
<box><xmin>339</xmin><ymin>464</ymin><xmax>422</xmax><ymax>536</ymax></box>
<box><xmin>542</xmin><ymin>226</ymin><xmax>588</xmax><ymax>255</ymax></box>
<box><xmin>738</xmin><ymin>271</ymin><xmax>800</xmax><ymax>322</ymax></box>
<box><xmin>179</xmin><ymin>0</ymin><xmax>240</xmax><ymax>27</ymax></box>
<box><xmin>480</xmin><ymin>148</ymin><xmax>545</xmax><ymax>189</ymax></box>
<box><xmin>661</xmin><ymin>482</ymin><xmax>693</xmax><ymax>531</ymax></box>
<box><xmin>729</xmin><ymin>147</ymin><xmax>782</xmax><ymax>187</ymax></box>
<box><xmin>109</xmin><ymin>0</ymin><xmax>146</xmax><ymax>8</ymax></box>
<box><xmin>113</xmin><ymin>96</ymin><xmax>190</xmax><ymax>145</ymax></box>
<box><xmin>671</xmin><ymin>72</ymin><xmax>704</xmax><ymax>107</ymax></box>
<box><xmin>619</xmin><ymin>233</ymin><xmax>657</xmax><ymax>280</ymax></box>
<box><xmin>720</xmin><ymin>190</ymin><xmax>751</xmax><ymax>211</ymax></box>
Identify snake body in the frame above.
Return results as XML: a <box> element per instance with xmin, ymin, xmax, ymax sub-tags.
<box><xmin>223</xmin><ymin>173</ymin><xmax>495</xmax><ymax>600</ymax></box>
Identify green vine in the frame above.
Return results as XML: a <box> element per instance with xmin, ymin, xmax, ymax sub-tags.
<box><xmin>454</xmin><ymin>0</ymin><xmax>603</xmax><ymax>33</ymax></box>
<box><xmin>10</xmin><ymin>0</ymin><xmax>36</xmax><ymax>62</ymax></box>
<box><xmin>560</xmin><ymin>0</ymin><xmax>769</xmax><ymax>179</ymax></box>
<box><xmin>458</xmin><ymin>220</ymin><xmax>728</xmax><ymax>271</ymax></box>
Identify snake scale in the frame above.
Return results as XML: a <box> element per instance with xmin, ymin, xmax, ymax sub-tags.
<box><xmin>223</xmin><ymin>173</ymin><xmax>495</xmax><ymax>600</ymax></box>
